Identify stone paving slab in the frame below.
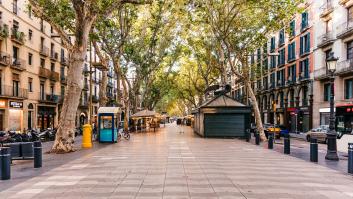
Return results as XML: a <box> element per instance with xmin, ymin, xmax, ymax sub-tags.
<box><xmin>1</xmin><ymin>124</ymin><xmax>353</xmax><ymax>199</ymax></box>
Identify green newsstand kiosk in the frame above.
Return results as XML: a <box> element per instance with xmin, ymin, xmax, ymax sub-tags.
<box><xmin>193</xmin><ymin>94</ymin><xmax>251</xmax><ymax>138</ymax></box>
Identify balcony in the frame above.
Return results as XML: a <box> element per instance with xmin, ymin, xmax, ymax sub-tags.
<box><xmin>11</xmin><ymin>58</ymin><xmax>26</xmax><ymax>71</ymax></box>
<box><xmin>286</xmin><ymin>77</ymin><xmax>296</xmax><ymax>86</ymax></box>
<box><xmin>0</xmin><ymin>23</ymin><xmax>9</xmax><ymax>40</ymax></box>
<box><xmin>337</xmin><ymin>21</ymin><xmax>353</xmax><ymax>39</ymax></box>
<box><xmin>39</xmin><ymin>46</ymin><xmax>49</xmax><ymax>57</ymax></box>
<box><xmin>39</xmin><ymin>94</ymin><xmax>60</xmax><ymax>104</ymax></box>
<box><xmin>317</xmin><ymin>32</ymin><xmax>335</xmax><ymax>48</ymax></box>
<box><xmin>298</xmin><ymin>72</ymin><xmax>310</xmax><ymax>82</ymax></box>
<box><xmin>314</xmin><ymin>67</ymin><xmax>330</xmax><ymax>80</ymax></box>
<box><xmin>92</xmin><ymin>61</ymin><xmax>105</xmax><ymax>70</ymax></box>
<box><xmin>39</xmin><ymin>67</ymin><xmax>59</xmax><ymax>81</ymax></box>
<box><xmin>92</xmin><ymin>95</ymin><xmax>99</xmax><ymax>103</ymax></box>
<box><xmin>0</xmin><ymin>85</ymin><xmax>28</xmax><ymax>99</ymax></box>
<box><xmin>0</xmin><ymin>52</ymin><xmax>10</xmax><ymax>66</ymax></box>
<box><xmin>336</xmin><ymin>59</ymin><xmax>353</xmax><ymax>76</ymax></box>
<box><xmin>83</xmin><ymin>66</ymin><xmax>90</xmax><ymax>75</ymax></box>
<box><xmin>50</xmin><ymin>52</ymin><xmax>58</xmax><ymax>61</ymax></box>
<box><xmin>79</xmin><ymin>100</ymin><xmax>89</xmax><ymax>109</ymax></box>
<box><xmin>60</xmin><ymin>57</ymin><xmax>68</xmax><ymax>66</ymax></box>
<box><xmin>339</xmin><ymin>0</ymin><xmax>351</xmax><ymax>5</ymax></box>
<box><xmin>83</xmin><ymin>83</ymin><xmax>89</xmax><ymax>91</ymax></box>
<box><xmin>107</xmin><ymin>81</ymin><xmax>113</xmax><ymax>88</ymax></box>
<box><xmin>11</xmin><ymin>28</ymin><xmax>25</xmax><ymax>45</ymax></box>
<box><xmin>107</xmin><ymin>71</ymin><xmax>114</xmax><ymax>78</ymax></box>
<box><xmin>277</xmin><ymin>80</ymin><xmax>285</xmax><ymax>88</ymax></box>
<box><xmin>319</xmin><ymin>1</ymin><xmax>333</xmax><ymax>18</ymax></box>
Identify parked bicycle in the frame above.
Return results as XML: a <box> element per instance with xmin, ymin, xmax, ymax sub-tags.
<box><xmin>118</xmin><ymin>129</ymin><xmax>130</xmax><ymax>140</ymax></box>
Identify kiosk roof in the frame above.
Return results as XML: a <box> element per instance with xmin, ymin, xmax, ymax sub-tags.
<box><xmin>98</xmin><ymin>107</ymin><xmax>122</xmax><ymax>114</ymax></box>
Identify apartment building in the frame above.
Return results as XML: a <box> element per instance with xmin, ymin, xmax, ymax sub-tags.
<box><xmin>313</xmin><ymin>0</ymin><xmax>353</xmax><ymax>134</ymax></box>
<box><xmin>232</xmin><ymin>0</ymin><xmax>316</xmax><ymax>133</ymax></box>
<box><xmin>0</xmin><ymin>0</ymin><xmax>119</xmax><ymax>131</ymax></box>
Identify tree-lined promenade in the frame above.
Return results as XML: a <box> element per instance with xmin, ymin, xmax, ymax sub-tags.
<box><xmin>29</xmin><ymin>0</ymin><xmax>304</xmax><ymax>152</ymax></box>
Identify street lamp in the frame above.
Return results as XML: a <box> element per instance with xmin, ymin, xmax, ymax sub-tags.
<box><xmin>325</xmin><ymin>52</ymin><xmax>339</xmax><ymax>161</ymax></box>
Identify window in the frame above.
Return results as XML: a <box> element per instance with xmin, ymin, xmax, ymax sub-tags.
<box><xmin>301</xmin><ymin>11</ymin><xmax>308</xmax><ymax>30</ymax></box>
<box><xmin>50</xmin><ymin>85</ymin><xmax>54</xmax><ymax>95</ymax></box>
<box><xmin>60</xmin><ymin>66</ymin><xmax>65</xmax><ymax>77</ymax></box>
<box><xmin>270</xmin><ymin>73</ymin><xmax>276</xmax><ymax>88</ymax></box>
<box><xmin>13</xmin><ymin>0</ymin><xmax>18</xmax><ymax>14</ymax></box>
<box><xmin>61</xmin><ymin>86</ymin><xmax>65</xmax><ymax>97</ymax></box>
<box><xmin>300</xmin><ymin>33</ymin><xmax>310</xmax><ymax>55</ymax></box>
<box><xmin>348</xmin><ymin>6</ymin><xmax>353</xmax><ymax>24</ymax></box>
<box><xmin>270</xmin><ymin>55</ymin><xmax>276</xmax><ymax>68</ymax></box>
<box><xmin>345</xmin><ymin>78</ymin><xmax>353</xmax><ymax>99</ymax></box>
<box><xmin>28</xmin><ymin>5</ymin><xmax>32</xmax><ymax>18</ymax></box>
<box><xmin>270</xmin><ymin>37</ymin><xmax>276</xmax><ymax>52</ymax></box>
<box><xmin>324</xmin><ymin>83</ymin><xmax>331</xmax><ymax>101</ymax></box>
<box><xmin>40</xmin><ymin>83</ymin><xmax>45</xmax><ymax>100</ymax></box>
<box><xmin>288</xmin><ymin>42</ymin><xmax>296</xmax><ymax>62</ymax></box>
<box><xmin>28</xmin><ymin>78</ymin><xmax>33</xmax><ymax>92</ymax></box>
<box><xmin>28</xmin><ymin>53</ymin><xmax>32</xmax><ymax>65</ymax></box>
<box><xmin>262</xmin><ymin>57</ymin><xmax>268</xmax><ymax>71</ymax></box>
<box><xmin>51</xmin><ymin>63</ymin><xmax>55</xmax><ymax>71</ymax></box>
<box><xmin>13</xmin><ymin>80</ymin><xmax>19</xmax><ymax>96</ymax></box>
<box><xmin>40</xmin><ymin>20</ymin><xmax>44</xmax><ymax>32</ymax></box>
<box><xmin>288</xmin><ymin>64</ymin><xmax>296</xmax><ymax>83</ymax></box>
<box><xmin>278</xmin><ymin>48</ymin><xmax>285</xmax><ymax>66</ymax></box>
<box><xmin>289</xmin><ymin>20</ymin><xmax>295</xmax><ymax>37</ymax></box>
<box><xmin>347</xmin><ymin>41</ymin><xmax>353</xmax><ymax>60</ymax></box>
<box><xmin>12</xmin><ymin>46</ymin><xmax>19</xmax><ymax>65</ymax></box>
<box><xmin>277</xmin><ymin>69</ymin><xmax>285</xmax><ymax>86</ymax></box>
<box><xmin>299</xmin><ymin>58</ymin><xmax>309</xmax><ymax>79</ymax></box>
<box><xmin>326</xmin><ymin>18</ymin><xmax>332</xmax><ymax>33</ymax></box>
<box><xmin>40</xmin><ymin>58</ymin><xmax>45</xmax><ymax>68</ymax></box>
<box><xmin>50</xmin><ymin>26</ymin><xmax>53</xmax><ymax>34</ymax></box>
<box><xmin>279</xmin><ymin>29</ymin><xmax>285</xmax><ymax>46</ymax></box>
<box><xmin>263</xmin><ymin>76</ymin><xmax>268</xmax><ymax>89</ymax></box>
<box><xmin>28</xmin><ymin>29</ymin><xmax>32</xmax><ymax>40</ymax></box>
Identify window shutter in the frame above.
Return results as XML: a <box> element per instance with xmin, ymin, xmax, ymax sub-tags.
<box><xmin>300</xmin><ymin>36</ymin><xmax>303</xmax><ymax>55</ymax></box>
<box><xmin>306</xmin><ymin>33</ymin><xmax>310</xmax><ymax>52</ymax></box>
<box><xmin>293</xmin><ymin>42</ymin><xmax>296</xmax><ymax>58</ymax></box>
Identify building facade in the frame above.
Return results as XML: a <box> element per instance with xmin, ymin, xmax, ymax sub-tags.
<box><xmin>0</xmin><ymin>0</ymin><xmax>119</xmax><ymax>131</ymax></box>
<box><xmin>313</xmin><ymin>0</ymin><xmax>353</xmax><ymax>134</ymax></box>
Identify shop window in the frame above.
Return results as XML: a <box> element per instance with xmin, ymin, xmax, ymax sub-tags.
<box><xmin>345</xmin><ymin>78</ymin><xmax>353</xmax><ymax>99</ymax></box>
<box><xmin>28</xmin><ymin>78</ymin><xmax>33</xmax><ymax>92</ymax></box>
<box><xmin>324</xmin><ymin>83</ymin><xmax>331</xmax><ymax>101</ymax></box>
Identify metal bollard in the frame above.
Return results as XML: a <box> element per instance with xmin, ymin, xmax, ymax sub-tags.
<box><xmin>33</xmin><ymin>141</ymin><xmax>42</xmax><ymax>168</ymax></box>
<box><xmin>349</xmin><ymin>143</ymin><xmax>353</xmax><ymax>174</ymax></box>
<box><xmin>268</xmin><ymin>133</ymin><xmax>273</xmax><ymax>149</ymax></box>
<box><xmin>310</xmin><ymin>138</ymin><xmax>318</xmax><ymax>162</ymax></box>
<box><xmin>255</xmin><ymin>132</ymin><xmax>260</xmax><ymax>145</ymax></box>
<box><xmin>0</xmin><ymin>147</ymin><xmax>11</xmax><ymax>180</ymax></box>
<box><xmin>284</xmin><ymin>134</ymin><xmax>290</xmax><ymax>154</ymax></box>
<box><xmin>245</xmin><ymin>129</ymin><xmax>250</xmax><ymax>142</ymax></box>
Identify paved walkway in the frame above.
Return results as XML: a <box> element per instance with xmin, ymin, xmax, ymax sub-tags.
<box><xmin>1</xmin><ymin>124</ymin><xmax>353</xmax><ymax>199</ymax></box>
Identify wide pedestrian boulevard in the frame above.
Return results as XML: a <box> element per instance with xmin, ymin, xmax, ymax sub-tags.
<box><xmin>1</xmin><ymin>123</ymin><xmax>353</xmax><ymax>199</ymax></box>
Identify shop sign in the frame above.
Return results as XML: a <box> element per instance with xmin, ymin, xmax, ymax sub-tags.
<box><xmin>9</xmin><ymin>101</ymin><xmax>23</xmax><ymax>108</ymax></box>
<box><xmin>0</xmin><ymin>100</ymin><xmax>6</xmax><ymax>108</ymax></box>
<box><xmin>287</xmin><ymin>108</ymin><xmax>297</xmax><ymax>112</ymax></box>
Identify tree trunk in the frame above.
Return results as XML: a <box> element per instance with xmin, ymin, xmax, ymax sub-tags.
<box><xmin>121</xmin><ymin>76</ymin><xmax>130</xmax><ymax>131</ymax></box>
<box><xmin>99</xmin><ymin>70</ymin><xmax>108</xmax><ymax>106</ymax></box>
<box><xmin>51</xmin><ymin>50</ymin><xmax>86</xmax><ymax>153</ymax></box>
<box><xmin>245</xmin><ymin>81</ymin><xmax>267</xmax><ymax>141</ymax></box>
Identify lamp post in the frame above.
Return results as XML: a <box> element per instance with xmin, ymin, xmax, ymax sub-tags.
<box><xmin>325</xmin><ymin>52</ymin><xmax>339</xmax><ymax>161</ymax></box>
